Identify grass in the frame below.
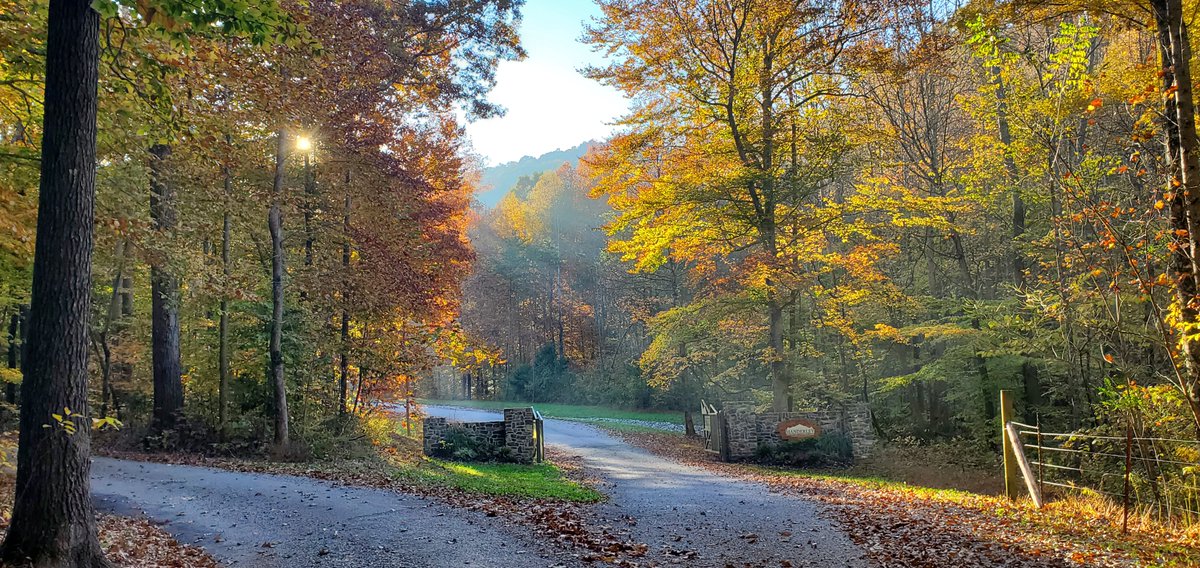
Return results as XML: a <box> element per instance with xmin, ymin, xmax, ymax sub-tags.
<box><xmin>395</xmin><ymin>458</ymin><xmax>603</xmax><ymax>502</ymax></box>
<box><xmin>375</xmin><ymin>430</ymin><xmax>602</xmax><ymax>503</ymax></box>
<box><xmin>753</xmin><ymin>463</ymin><xmax>988</xmax><ymax>502</ymax></box>
<box><xmin>420</xmin><ymin>399</ymin><xmax>684</xmax><ymax>425</ymax></box>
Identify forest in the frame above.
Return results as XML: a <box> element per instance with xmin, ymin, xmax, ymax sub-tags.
<box><xmin>2</xmin><ymin>0</ymin><xmax>1200</xmax><ymax>566</ymax></box>
<box><xmin>458</xmin><ymin>0</ymin><xmax>1200</xmax><ymax>455</ymax></box>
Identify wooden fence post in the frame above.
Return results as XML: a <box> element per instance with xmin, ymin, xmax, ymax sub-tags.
<box><xmin>1001</xmin><ymin>390</ymin><xmax>1019</xmax><ymax>501</ymax></box>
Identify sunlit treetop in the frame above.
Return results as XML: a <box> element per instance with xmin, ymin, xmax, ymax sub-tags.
<box><xmin>93</xmin><ymin>0</ymin><xmax>311</xmax><ymax>47</ymax></box>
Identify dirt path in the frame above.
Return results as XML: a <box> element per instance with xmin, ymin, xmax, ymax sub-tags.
<box><xmin>424</xmin><ymin>406</ymin><xmax>867</xmax><ymax>567</ymax></box>
<box><xmin>90</xmin><ymin>457</ymin><xmax>575</xmax><ymax>567</ymax></box>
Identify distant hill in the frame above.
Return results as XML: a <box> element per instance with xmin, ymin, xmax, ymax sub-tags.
<box><xmin>476</xmin><ymin>142</ymin><xmax>595</xmax><ymax>208</ymax></box>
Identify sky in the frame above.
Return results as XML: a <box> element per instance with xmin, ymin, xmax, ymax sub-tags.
<box><xmin>463</xmin><ymin>0</ymin><xmax>629</xmax><ymax>166</ymax></box>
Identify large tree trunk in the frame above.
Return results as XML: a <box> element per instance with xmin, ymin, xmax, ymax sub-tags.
<box><xmin>219</xmin><ymin>158</ymin><xmax>233</xmax><ymax>439</ymax></box>
<box><xmin>149</xmin><ymin>144</ymin><xmax>183</xmax><ymax>432</ymax></box>
<box><xmin>269</xmin><ymin>130</ymin><xmax>290</xmax><ymax>449</ymax></box>
<box><xmin>0</xmin><ymin>1</ymin><xmax>111</xmax><ymax>565</ymax></box>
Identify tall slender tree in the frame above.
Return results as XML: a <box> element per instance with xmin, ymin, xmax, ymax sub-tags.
<box><xmin>268</xmin><ymin>129</ymin><xmax>290</xmax><ymax>449</ymax></box>
<box><xmin>149</xmin><ymin>143</ymin><xmax>183</xmax><ymax>431</ymax></box>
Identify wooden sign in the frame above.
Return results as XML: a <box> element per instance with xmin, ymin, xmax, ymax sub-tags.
<box><xmin>777</xmin><ymin>418</ymin><xmax>821</xmax><ymax>441</ymax></box>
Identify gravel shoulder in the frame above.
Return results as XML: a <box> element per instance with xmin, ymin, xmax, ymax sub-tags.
<box><xmin>424</xmin><ymin>405</ymin><xmax>867</xmax><ymax>567</ymax></box>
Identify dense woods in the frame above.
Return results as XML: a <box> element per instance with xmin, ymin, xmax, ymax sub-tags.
<box><xmin>457</xmin><ymin>0</ymin><xmax>1200</xmax><ymax>457</ymax></box>
<box><xmin>0</xmin><ymin>1</ymin><xmax>521</xmax><ymax>562</ymax></box>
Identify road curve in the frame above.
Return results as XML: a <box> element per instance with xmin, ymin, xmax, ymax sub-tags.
<box><xmin>91</xmin><ymin>457</ymin><xmax>574</xmax><ymax>567</ymax></box>
<box><xmin>424</xmin><ymin>405</ymin><xmax>868</xmax><ymax>567</ymax></box>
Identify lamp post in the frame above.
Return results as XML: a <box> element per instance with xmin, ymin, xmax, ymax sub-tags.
<box><xmin>297</xmin><ymin>135</ymin><xmax>316</xmax><ymax>271</ymax></box>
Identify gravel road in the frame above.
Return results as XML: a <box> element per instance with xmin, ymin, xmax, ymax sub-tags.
<box><xmin>424</xmin><ymin>406</ymin><xmax>867</xmax><ymax>567</ymax></box>
<box><xmin>90</xmin><ymin>407</ymin><xmax>867</xmax><ymax>567</ymax></box>
<box><xmin>91</xmin><ymin>458</ymin><xmax>574</xmax><ymax>567</ymax></box>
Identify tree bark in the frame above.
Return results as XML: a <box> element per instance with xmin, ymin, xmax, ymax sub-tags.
<box><xmin>269</xmin><ymin>130</ymin><xmax>290</xmax><ymax>449</ymax></box>
<box><xmin>98</xmin><ymin>239</ymin><xmax>127</xmax><ymax>419</ymax></box>
<box><xmin>303</xmin><ymin>154</ymin><xmax>315</xmax><ymax>268</ymax></box>
<box><xmin>5</xmin><ymin>307</ymin><xmax>22</xmax><ymax>405</ymax></box>
<box><xmin>339</xmin><ymin>173</ymin><xmax>351</xmax><ymax>417</ymax></box>
<box><xmin>760</xmin><ymin>44</ymin><xmax>787</xmax><ymax>412</ymax></box>
<box><xmin>149</xmin><ymin>144</ymin><xmax>183</xmax><ymax>432</ymax></box>
<box><xmin>1156</xmin><ymin>0</ymin><xmax>1200</xmax><ymax>433</ymax></box>
<box><xmin>993</xmin><ymin>69</ymin><xmax>1026</xmax><ymax>290</ymax></box>
<box><xmin>0</xmin><ymin>1</ymin><xmax>111</xmax><ymax>565</ymax></box>
<box><xmin>219</xmin><ymin>156</ymin><xmax>233</xmax><ymax>439</ymax></box>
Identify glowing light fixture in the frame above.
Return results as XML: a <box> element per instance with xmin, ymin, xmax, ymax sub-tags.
<box><xmin>296</xmin><ymin>135</ymin><xmax>313</xmax><ymax>152</ymax></box>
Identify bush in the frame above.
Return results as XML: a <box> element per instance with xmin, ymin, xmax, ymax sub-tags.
<box><xmin>754</xmin><ymin>433</ymin><xmax>854</xmax><ymax>467</ymax></box>
<box><xmin>428</xmin><ymin>426</ymin><xmax>510</xmax><ymax>462</ymax></box>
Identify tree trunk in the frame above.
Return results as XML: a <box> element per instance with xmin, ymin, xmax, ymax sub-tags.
<box><xmin>768</xmin><ymin>295</ymin><xmax>788</xmax><ymax>411</ymax></box>
<box><xmin>218</xmin><ymin>157</ymin><xmax>232</xmax><ymax>440</ymax></box>
<box><xmin>0</xmin><ymin>1</ymin><xmax>111</xmax><ymax>565</ymax></box>
<box><xmin>1156</xmin><ymin>0</ymin><xmax>1200</xmax><ymax>434</ymax></box>
<box><xmin>269</xmin><ymin>130</ymin><xmax>290</xmax><ymax>449</ymax></box>
<box><xmin>5</xmin><ymin>307</ymin><xmax>22</xmax><ymax>405</ymax></box>
<box><xmin>339</xmin><ymin>174</ymin><xmax>351</xmax><ymax>417</ymax></box>
<box><xmin>149</xmin><ymin>144</ymin><xmax>183</xmax><ymax>432</ymax></box>
<box><xmin>303</xmin><ymin>154</ymin><xmax>315</xmax><ymax>268</ymax></box>
<box><xmin>98</xmin><ymin>239</ymin><xmax>127</xmax><ymax>419</ymax></box>
<box><xmin>993</xmin><ymin>70</ymin><xmax>1026</xmax><ymax>290</ymax></box>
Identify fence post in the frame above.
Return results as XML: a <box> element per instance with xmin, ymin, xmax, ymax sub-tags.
<box><xmin>1123</xmin><ymin>424</ymin><xmax>1132</xmax><ymax>534</ymax></box>
<box><xmin>1001</xmin><ymin>390</ymin><xmax>1019</xmax><ymax>501</ymax></box>
<box><xmin>1036</xmin><ymin>414</ymin><xmax>1044</xmax><ymax>498</ymax></box>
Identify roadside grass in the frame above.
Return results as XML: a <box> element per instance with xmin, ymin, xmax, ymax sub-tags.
<box><xmin>394</xmin><ymin>458</ymin><xmax>603</xmax><ymax>502</ymax></box>
<box><xmin>419</xmin><ymin>399</ymin><xmax>684</xmax><ymax>425</ymax></box>
<box><xmin>308</xmin><ymin>431</ymin><xmax>602</xmax><ymax>504</ymax></box>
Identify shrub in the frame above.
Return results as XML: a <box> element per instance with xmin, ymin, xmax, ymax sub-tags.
<box><xmin>754</xmin><ymin>433</ymin><xmax>854</xmax><ymax>467</ymax></box>
<box><xmin>427</xmin><ymin>426</ymin><xmax>513</xmax><ymax>462</ymax></box>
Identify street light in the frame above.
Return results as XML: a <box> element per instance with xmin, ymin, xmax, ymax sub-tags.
<box><xmin>296</xmin><ymin>135</ymin><xmax>313</xmax><ymax>152</ymax></box>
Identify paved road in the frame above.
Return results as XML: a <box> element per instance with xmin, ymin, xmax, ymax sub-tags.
<box><xmin>91</xmin><ymin>458</ymin><xmax>573</xmax><ymax>567</ymax></box>
<box><xmin>90</xmin><ymin>409</ymin><xmax>867</xmax><ymax>567</ymax></box>
<box><xmin>425</xmin><ymin>406</ymin><xmax>867</xmax><ymax>567</ymax></box>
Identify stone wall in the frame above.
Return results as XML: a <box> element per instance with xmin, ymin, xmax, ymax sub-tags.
<box><xmin>720</xmin><ymin>403</ymin><xmax>875</xmax><ymax>461</ymax></box>
<box><xmin>422</xmin><ymin>408</ymin><xmax>542</xmax><ymax>464</ymax></box>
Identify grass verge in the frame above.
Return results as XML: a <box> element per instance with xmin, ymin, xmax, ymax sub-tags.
<box><xmin>393</xmin><ymin>457</ymin><xmax>603</xmax><ymax>502</ymax></box>
<box><xmin>420</xmin><ymin>399</ymin><xmax>684</xmax><ymax>425</ymax></box>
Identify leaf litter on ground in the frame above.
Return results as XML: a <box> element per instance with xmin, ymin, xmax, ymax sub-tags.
<box><xmin>607</xmin><ymin>429</ymin><xmax>1198</xmax><ymax>568</ymax></box>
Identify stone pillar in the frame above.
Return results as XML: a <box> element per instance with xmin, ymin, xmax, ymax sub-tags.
<box><xmin>503</xmin><ymin>407</ymin><xmax>537</xmax><ymax>464</ymax></box>
<box><xmin>845</xmin><ymin>403</ymin><xmax>875</xmax><ymax>460</ymax></box>
<box><xmin>423</xmin><ymin>416</ymin><xmax>448</xmax><ymax>456</ymax></box>
<box><xmin>724</xmin><ymin>406</ymin><xmax>758</xmax><ymax>460</ymax></box>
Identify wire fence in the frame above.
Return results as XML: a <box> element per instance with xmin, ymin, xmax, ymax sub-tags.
<box><xmin>1009</xmin><ymin>419</ymin><xmax>1200</xmax><ymax>527</ymax></box>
